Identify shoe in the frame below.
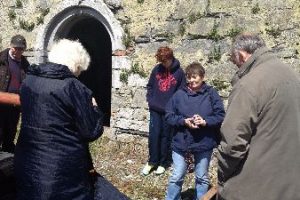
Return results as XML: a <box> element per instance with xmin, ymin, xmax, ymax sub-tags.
<box><xmin>142</xmin><ymin>163</ymin><xmax>154</xmax><ymax>176</ymax></box>
<box><xmin>155</xmin><ymin>166</ymin><xmax>165</xmax><ymax>175</ymax></box>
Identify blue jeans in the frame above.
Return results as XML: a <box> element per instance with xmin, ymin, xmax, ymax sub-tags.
<box><xmin>166</xmin><ymin>150</ymin><xmax>213</xmax><ymax>200</ymax></box>
<box><xmin>148</xmin><ymin>110</ymin><xmax>171</xmax><ymax>167</ymax></box>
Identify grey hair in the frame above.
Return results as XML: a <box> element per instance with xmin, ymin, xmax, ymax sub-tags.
<box><xmin>48</xmin><ymin>39</ymin><xmax>90</xmax><ymax>76</ymax></box>
<box><xmin>232</xmin><ymin>33</ymin><xmax>266</xmax><ymax>54</ymax></box>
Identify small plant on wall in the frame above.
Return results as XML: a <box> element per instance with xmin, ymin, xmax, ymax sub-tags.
<box><xmin>120</xmin><ymin>69</ymin><xmax>129</xmax><ymax>84</ymax></box>
<box><xmin>8</xmin><ymin>10</ymin><xmax>16</xmax><ymax>21</ymax></box>
<box><xmin>119</xmin><ymin>63</ymin><xmax>147</xmax><ymax>84</ymax></box>
<box><xmin>188</xmin><ymin>12</ymin><xmax>202</xmax><ymax>24</ymax></box>
<box><xmin>227</xmin><ymin>27</ymin><xmax>244</xmax><ymax>39</ymax></box>
<box><xmin>207</xmin><ymin>22</ymin><xmax>222</xmax><ymax>41</ymax></box>
<box><xmin>179</xmin><ymin>23</ymin><xmax>186</xmax><ymax>37</ymax></box>
<box><xmin>208</xmin><ymin>45</ymin><xmax>222</xmax><ymax>63</ymax></box>
<box><xmin>251</xmin><ymin>3</ymin><xmax>260</xmax><ymax>14</ymax></box>
<box><xmin>36</xmin><ymin>16</ymin><xmax>44</xmax><ymax>25</ymax></box>
<box><xmin>122</xmin><ymin>26</ymin><xmax>134</xmax><ymax>49</ymax></box>
<box><xmin>265</xmin><ymin>26</ymin><xmax>281</xmax><ymax>38</ymax></box>
<box><xmin>36</xmin><ymin>8</ymin><xmax>50</xmax><ymax>25</ymax></box>
<box><xmin>19</xmin><ymin>18</ymin><xmax>35</xmax><ymax>32</ymax></box>
<box><xmin>40</xmin><ymin>8</ymin><xmax>50</xmax><ymax>17</ymax></box>
<box><xmin>137</xmin><ymin>0</ymin><xmax>144</xmax><ymax>4</ymax></box>
<box><xmin>210</xmin><ymin>78</ymin><xmax>230</xmax><ymax>91</ymax></box>
<box><xmin>15</xmin><ymin>0</ymin><xmax>22</xmax><ymax>8</ymax></box>
<box><xmin>131</xmin><ymin>63</ymin><xmax>147</xmax><ymax>78</ymax></box>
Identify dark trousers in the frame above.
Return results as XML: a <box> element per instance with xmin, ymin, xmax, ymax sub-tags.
<box><xmin>0</xmin><ymin>105</ymin><xmax>20</xmax><ymax>153</ymax></box>
<box><xmin>148</xmin><ymin>110</ymin><xmax>172</xmax><ymax>167</ymax></box>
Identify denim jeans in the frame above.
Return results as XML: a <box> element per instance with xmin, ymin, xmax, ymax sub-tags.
<box><xmin>148</xmin><ymin>110</ymin><xmax>171</xmax><ymax>167</ymax></box>
<box><xmin>165</xmin><ymin>150</ymin><xmax>213</xmax><ymax>200</ymax></box>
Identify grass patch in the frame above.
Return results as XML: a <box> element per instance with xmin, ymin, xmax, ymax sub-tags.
<box><xmin>90</xmin><ymin>134</ymin><xmax>218</xmax><ymax>199</ymax></box>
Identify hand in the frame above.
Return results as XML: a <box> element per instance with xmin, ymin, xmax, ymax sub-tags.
<box><xmin>193</xmin><ymin>114</ymin><xmax>206</xmax><ymax>127</ymax></box>
<box><xmin>92</xmin><ymin>97</ymin><xmax>98</xmax><ymax>106</ymax></box>
<box><xmin>184</xmin><ymin>117</ymin><xmax>198</xmax><ymax>129</ymax></box>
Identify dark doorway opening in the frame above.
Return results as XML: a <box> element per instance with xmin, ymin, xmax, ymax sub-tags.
<box><xmin>57</xmin><ymin>17</ymin><xmax>112</xmax><ymax>126</ymax></box>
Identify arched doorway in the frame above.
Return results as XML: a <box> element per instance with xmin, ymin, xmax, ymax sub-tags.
<box><xmin>35</xmin><ymin>5</ymin><xmax>125</xmax><ymax>127</ymax></box>
<box><xmin>55</xmin><ymin>17</ymin><xmax>112</xmax><ymax>126</ymax></box>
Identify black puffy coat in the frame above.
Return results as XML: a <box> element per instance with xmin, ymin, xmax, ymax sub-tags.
<box><xmin>14</xmin><ymin>63</ymin><xmax>104</xmax><ymax>200</ymax></box>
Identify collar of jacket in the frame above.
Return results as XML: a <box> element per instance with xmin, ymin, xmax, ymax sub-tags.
<box><xmin>183</xmin><ymin>82</ymin><xmax>211</xmax><ymax>96</ymax></box>
<box><xmin>231</xmin><ymin>47</ymin><xmax>271</xmax><ymax>86</ymax></box>
<box><xmin>27</xmin><ymin>62</ymin><xmax>75</xmax><ymax>79</ymax></box>
<box><xmin>0</xmin><ymin>48</ymin><xmax>10</xmax><ymax>65</ymax></box>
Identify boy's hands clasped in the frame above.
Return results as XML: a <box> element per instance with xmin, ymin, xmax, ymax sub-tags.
<box><xmin>184</xmin><ymin>114</ymin><xmax>206</xmax><ymax>129</ymax></box>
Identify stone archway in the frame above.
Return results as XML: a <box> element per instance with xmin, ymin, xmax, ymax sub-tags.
<box><xmin>34</xmin><ymin>3</ymin><xmax>125</xmax><ymax>127</ymax></box>
<box><xmin>62</xmin><ymin>16</ymin><xmax>112</xmax><ymax>126</ymax></box>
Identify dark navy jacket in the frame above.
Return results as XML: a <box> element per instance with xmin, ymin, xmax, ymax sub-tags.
<box><xmin>165</xmin><ymin>83</ymin><xmax>225</xmax><ymax>153</ymax></box>
<box><xmin>14</xmin><ymin>63</ymin><xmax>104</xmax><ymax>200</ymax></box>
<box><xmin>146</xmin><ymin>58</ymin><xmax>186</xmax><ymax>113</ymax></box>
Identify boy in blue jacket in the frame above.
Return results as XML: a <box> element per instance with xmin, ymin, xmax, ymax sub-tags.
<box><xmin>143</xmin><ymin>47</ymin><xmax>186</xmax><ymax>176</ymax></box>
<box><xmin>165</xmin><ymin>62</ymin><xmax>225</xmax><ymax>200</ymax></box>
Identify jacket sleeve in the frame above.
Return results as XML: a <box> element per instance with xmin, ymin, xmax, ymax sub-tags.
<box><xmin>205</xmin><ymin>88</ymin><xmax>225</xmax><ymax>127</ymax></box>
<box><xmin>146</xmin><ymin>67</ymin><xmax>156</xmax><ymax>103</ymax></box>
<box><xmin>69</xmin><ymin>81</ymin><xmax>104</xmax><ymax>142</ymax></box>
<box><xmin>165</xmin><ymin>93</ymin><xmax>185</xmax><ymax>127</ymax></box>
<box><xmin>217</xmin><ymin>86</ymin><xmax>257</xmax><ymax>184</ymax></box>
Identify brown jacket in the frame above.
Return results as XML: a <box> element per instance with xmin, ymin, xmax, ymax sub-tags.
<box><xmin>0</xmin><ymin>48</ymin><xmax>29</xmax><ymax>92</ymax></box>
<box><xmin>217</xmin><ymin>48</ymin><xmax>300</xmax><ymax>200</ymax></box>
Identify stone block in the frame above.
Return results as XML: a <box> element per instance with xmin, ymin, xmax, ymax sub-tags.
<box><xmin>128</xmin><ymin>74</ymin><xmax>147</xmax><ymax>87</ymax></box>
<box><xmin>131</xmin><ymin>88</ymin><xmax>148</xmax><ymax>109</ymax></box>
<box><xmin>187</xmin><ymin>17</ymin><xmax>216</xmax><ymax>36</ymax></box>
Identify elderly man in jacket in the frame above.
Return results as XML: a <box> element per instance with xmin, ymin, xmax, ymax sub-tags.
<box><xmin>0</xmin><ymin>34</ymin><xmax>29</xmax><ymax>153</ymax></box>
<box><xmin>217</xmin><ymin>33</ymin><xmax>300</xmax><ymax>200</ymax></box>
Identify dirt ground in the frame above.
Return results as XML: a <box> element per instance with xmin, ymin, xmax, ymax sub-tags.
<box><xmin>90</xmin><ymin>130</ymin><xmax>218</xmax><ymax>200</ymax></box>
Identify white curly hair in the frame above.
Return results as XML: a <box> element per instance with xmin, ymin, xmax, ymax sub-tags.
<box><xmin>48</xmin><ymin>39</ymin><xmax>90</xmax><ymax>76</ymax></box>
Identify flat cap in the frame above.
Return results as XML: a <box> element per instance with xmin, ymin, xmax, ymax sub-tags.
<box><xmin>10</xmin><ymin>34</ymin><xmax>27</xmax><ymax>49</ymax></box>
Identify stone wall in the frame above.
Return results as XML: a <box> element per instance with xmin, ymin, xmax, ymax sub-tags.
<box><xmin>0</xmin><ymin>0</ymin><xmax>299</xmax><ymax>136</ymax></box>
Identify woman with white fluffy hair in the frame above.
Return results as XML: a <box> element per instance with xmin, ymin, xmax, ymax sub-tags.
<box><xmin>48</xmin><ymin>39</ymin><xmax>91</xmax><ymax>76</ymax></box>
<box><xmin>14</xmin><ymin>39</ymin><xmax>105</xmax><ymax>199</ymax></box>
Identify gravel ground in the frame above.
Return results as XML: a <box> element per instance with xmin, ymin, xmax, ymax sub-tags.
<box><xmin>90</xmin><ymin>130</ymin><xmax>218</xmax><ymax>200</ymax></box>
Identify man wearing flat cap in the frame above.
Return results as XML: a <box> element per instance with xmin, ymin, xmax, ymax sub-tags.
<box><xmin>0</xmin><ymin>34</ymin><xmax>30</xmax><ymax>153</ymax></box>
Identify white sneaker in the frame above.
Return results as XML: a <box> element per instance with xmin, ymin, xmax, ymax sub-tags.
<box><xmin>155</xmin><ymin>166</ymin><xmax>165</xmax><ymax>175</ymax></box>
<box><xmin>142</xmin><ymin>163</ymin><xmax>154</xmax><ymax>176</ymax></box>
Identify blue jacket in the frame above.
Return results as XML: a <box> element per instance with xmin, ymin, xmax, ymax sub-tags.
<box><xmin>146</xmin><ymin>58</ymin><xmax>186</xmax><ymax>113</ymax></box>
<box><xmin>14</xmin><ymin>63</ymin><xmax>104</xmax><ymax>200</ymax></box>
<box><xmin>165</xmin><ymin>83</ymin><xmax>225</xmax><ymax>153</ymax></box>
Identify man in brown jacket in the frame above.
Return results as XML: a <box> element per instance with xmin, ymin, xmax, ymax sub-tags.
<box><xmin>217</xmin><ymin>33</ymin><xmax>300</xmax><ymax>200</ymax></box>
<box><xmin>0</xmin><ymin>35</ymin><xmax>29</xmax><ymax>153</ymax></box>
